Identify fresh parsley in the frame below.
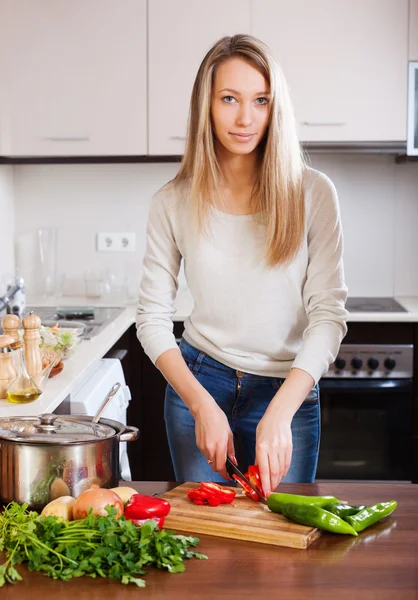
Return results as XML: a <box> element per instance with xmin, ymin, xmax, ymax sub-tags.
<box><xmin>0</xmin><ymin>502</ymin><xmax>207</xmax><ymax>587</ymax></box>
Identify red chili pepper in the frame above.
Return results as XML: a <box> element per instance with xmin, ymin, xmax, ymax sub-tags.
<box><xmin>124</xmin><ymin>493</ymin><xmax>171</xmax><ymax>526</ymax></box>
<box><xmin>187</xmin><ymin>483</ymin><xmax>236</xmax><ymax>506</ymax></box>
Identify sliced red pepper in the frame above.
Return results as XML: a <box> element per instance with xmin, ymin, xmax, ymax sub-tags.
<box><xmin>232</xmin><ymin>474</ymin><xmax>260</xmax><ymax>502</ymax></box>
<box><xmin>187</xmin><ymin>488</ymin><xmax>208</xmax><ymax>503</ymax></box>
<box><xmin>245</xmin><ymin>465</ymin><xmax>265</xmax><ymax>499</ymax></box>
<box><xmin>187</xmin><ymin>483</ymin><xmax>236</xmax><ymax>506</ymax></box>
<box><xmin>200</xmin><ymin>482</ymin><xmax>236</xmax><ymax>504</ymax></box>
<box><xmin>124</xmin><ymin>493</ymin><xmax>171</xmax><ymax>522</ymax></box>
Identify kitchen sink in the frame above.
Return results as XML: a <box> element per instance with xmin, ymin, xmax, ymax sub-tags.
<box><xmin>26</xmin><ymin>306</ymin><xmax>125</xmax><ymax>339</ymax></box>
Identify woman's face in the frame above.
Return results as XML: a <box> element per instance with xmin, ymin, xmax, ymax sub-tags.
<box><xmin>211</xmin><ymin>57</ymin><xmax>271</xmax><ymax>156</ymax></box>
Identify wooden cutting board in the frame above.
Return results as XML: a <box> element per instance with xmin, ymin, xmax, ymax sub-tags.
<box><xmin>161</xmin><ymin>483</ymin><xmax>322</xmax><ymax>549</ymax></box>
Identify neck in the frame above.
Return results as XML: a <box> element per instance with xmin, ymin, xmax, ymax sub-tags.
<box><xmin>216</xmin><ymin>143</ymin><xmax>258</xmax><ymax>190</ymax></box>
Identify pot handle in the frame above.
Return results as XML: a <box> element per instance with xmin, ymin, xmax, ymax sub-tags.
<box><xmin>119</xmin><ymin>425</ymin><xmax>139</xmax><ymax>442</ymax></box>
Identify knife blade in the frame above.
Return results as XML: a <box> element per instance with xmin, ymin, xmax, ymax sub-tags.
<box><xmin>225</xmin><ymin>457</ymin><xmax>267</xmax><ymax>504</ymax></box>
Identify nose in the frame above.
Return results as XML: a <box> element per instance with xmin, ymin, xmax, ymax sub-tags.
<box><xmin>236</xmin><ymin>102</ymin><xmax>253</xmax><ymax>128</ymax></box>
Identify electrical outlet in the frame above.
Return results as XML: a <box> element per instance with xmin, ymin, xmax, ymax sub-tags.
<box><xmin>97</xmin><ymin>232</ymin><xmax>136</xmax><ymax>252</ymax></box>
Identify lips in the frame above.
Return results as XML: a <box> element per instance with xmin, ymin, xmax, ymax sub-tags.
<box><xmin>229</xmin><ymin>133</ymin><xmax>256</xmax><ymax>142</ymax></box>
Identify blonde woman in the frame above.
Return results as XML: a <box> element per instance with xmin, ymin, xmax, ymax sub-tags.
<box><xmin>137</xmin><ymin>34</ymin><xmax>348</xmax><ymax>496</ymax></box>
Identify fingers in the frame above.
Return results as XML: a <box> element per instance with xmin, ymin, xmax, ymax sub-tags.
<box><xmin>283</xmin><ymin>441</ymin><xmax>293</xmax><ymax>479</ymax></box>
<box><xmin>204</xmin><ymin>431</ymin><xmax>234</xmax><ymax>480</ymax></box>
<box><xmin>268</xmin><ymin>452</ymin><xmax>282</xmax><ymax>494</ymax></box>
<box><xmin>257</xmin><ymin>439</ymin><xmax>293</xmax><ymax>494</ymax></box>
<box><xmin>256</xmin><ymin>450</ymin><xmax>271</xmax><ymax>496</ymax></box>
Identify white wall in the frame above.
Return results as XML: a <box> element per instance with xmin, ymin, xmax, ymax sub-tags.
<box><xmin>0</xmin><ymin>166</ymin><xmax>15</xmax><ymax>294</ymax></box>
<box><xmin>11</xmin><ymin>156</ymin><xmax>418</xmax><ymax>299</ymax></box>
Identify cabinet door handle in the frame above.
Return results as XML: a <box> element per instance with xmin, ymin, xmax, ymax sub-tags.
<box><xmin>301</xmin><ymin>121</ymin><xmax>346</xmax><ymax>127</ymax></box>
<box><xmin>41</xmin><ymin>135</ymin><xmax>90</xmax><ymax>142</ymax></box>
<box><xmin>169</xmin><ymin>135</ymin><xmax>186</xmax><ymax>141</ymax></box>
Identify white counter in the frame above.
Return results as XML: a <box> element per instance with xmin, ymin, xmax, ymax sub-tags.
<box><xmin>0</xmin><ymin>292</ymin><xmax>417</xmax><ymax>418</ymax></box>
<box><xmin>0</xmin><ymin>291</ymin><xmax>194</xmax><ymax>418</ymax></box>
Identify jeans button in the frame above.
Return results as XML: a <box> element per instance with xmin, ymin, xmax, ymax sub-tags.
<box><xmin>236</xmin><ymin>370</ymin><xmax>245</xmax><ymax>377</ymax></box>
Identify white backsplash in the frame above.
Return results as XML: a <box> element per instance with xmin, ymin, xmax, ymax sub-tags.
<box><xmin>4</xmin><ymin>156</ymin><xmax>418</xmax><ymax>299</ymax></box>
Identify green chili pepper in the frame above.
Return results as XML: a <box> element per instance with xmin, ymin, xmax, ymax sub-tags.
<box><xmin>267</xmin><ymin>492</ymin><xmax>341</xmax><ymax>515</ymax></box>
<box><xmin>281</xmin><ymin>503</ymin><xmax>358</xmax><ymax>536</ymax></box>
<box><xmin>345</xmin><ymin>501</ymin><xmax>397</xmax><ymax>532</ymax></box>
<box><xmin>323</xmin><ymin>503</ymin><xmax>366</xmax><ymax>519</ymax></box>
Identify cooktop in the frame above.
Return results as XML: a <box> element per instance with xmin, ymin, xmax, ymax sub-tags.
<box><xmin>26</xmin><ymin>306</ymin><xmax>125</xmax><ymax>339</ymax></box>
<box><xmin>346</xmin><ymin>297</ymin><xmax>407</xmax><ymax>313</ymax></box>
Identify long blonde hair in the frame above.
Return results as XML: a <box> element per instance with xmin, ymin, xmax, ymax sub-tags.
<box><xmin>172</xmin><ymin>34</ymin><xmax>306</xmax><ymax>267</ymax></box>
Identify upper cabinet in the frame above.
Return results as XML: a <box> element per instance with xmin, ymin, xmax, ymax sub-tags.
<box><xmin>2</xmin><ymin>0</ymin><xmax>147</xmax><ymax>157</ymax></box>
<box><xmin>148</xmin><ymin>0</ymin><xmax>251</xmax><ymax>155</ymax></box>
<box><xmin>252</xmin><ymin>0</ymin><xmax>409</xmax><ymax>142</ymax></box>
<box><xmin>410</xmin><ymin>0</ymin><xmax>418</xmax><ymax>59</ymax></box>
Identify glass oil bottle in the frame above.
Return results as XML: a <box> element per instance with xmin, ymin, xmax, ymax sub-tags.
<box><xmin>6</xmin><ymin>341</ymin><xmax>42</xmax><ymax>403</ymax></box>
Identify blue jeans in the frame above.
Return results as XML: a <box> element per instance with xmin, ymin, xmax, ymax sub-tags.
<box><xmin>164</xmin><ymin>338</ymin><xmax>320</xmax><ymax>484</ymax></box>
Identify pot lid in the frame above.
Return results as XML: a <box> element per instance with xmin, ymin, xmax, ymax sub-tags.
<box><xmin>0</xmin><ymin>413</ymin><xmax>117</xmax><ymax>443</ymax></box>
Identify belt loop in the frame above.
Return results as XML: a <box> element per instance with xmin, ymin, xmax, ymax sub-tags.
<box><xmin>194</xmin><ymin>351</ymin><xmax>206</xmax><ymax>372</ymax></box>
<box><xmin>189</xmin><ymin>351</ymin><xmax>206</xmax><ymax>374</ymax></box>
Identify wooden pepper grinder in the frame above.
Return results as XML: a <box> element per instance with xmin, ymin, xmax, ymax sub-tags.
<box><xmin>0</xmin><ymin>335</ymin><xmax>17</xmax><ymax>399</ymax></box>
<box><xmin>22</xmin><ymin>313</ymin><xmax>43</xmax><ymax>377</ymax></box>
<box><xmin>1</xmin><ymin>314</ymin><xmax>21</xmax><ymax>342</ymax></box>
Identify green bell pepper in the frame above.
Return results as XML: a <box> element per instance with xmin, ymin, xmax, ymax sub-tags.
<box><xmin>345</xmin><ymin>501</ymin><xmax>398</xmax><ymax>532</ymax></box>
<box><xmin>267</xmin><ymin>492</ymin><xmax>341</xmax><ymax>515</ymax></box>
<box><xmin>281</xmin><ymin>503</ymin><xmax>358</xmax><ymax>536</ymax></box>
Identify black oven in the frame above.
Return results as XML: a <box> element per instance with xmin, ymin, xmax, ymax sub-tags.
<box><xmin>316</xmin><ymin>343</ymin><xmax>414</xmax><ymax>482</ymax></box>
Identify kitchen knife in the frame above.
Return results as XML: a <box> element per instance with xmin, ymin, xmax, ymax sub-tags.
<box><xmin>225</xmin><ymin>457</ymin><xmax>267</xmax><ymax>504</ymax></box>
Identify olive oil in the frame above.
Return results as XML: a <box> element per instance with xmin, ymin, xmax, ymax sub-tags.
<box><xmin>6</xmin><ymin>341</ymin><xmax>42</xmax><ymax>404</ymax></box>
<box><xmin>7</xmin><ymin>389</ymin><xmax>41</xmax><ymax>403</ymax></box>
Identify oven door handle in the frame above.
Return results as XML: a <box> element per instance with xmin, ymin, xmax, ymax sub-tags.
<box><xmin>319</xmin><ymin>378</ymin><xmax>413</xmax><ymax>393</ymax></box>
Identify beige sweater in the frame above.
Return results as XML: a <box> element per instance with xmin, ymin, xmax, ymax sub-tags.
<box><xmin>136</xmin><ymin>167</ymin><xmax>348</xmax><ymax>384</ymax></box>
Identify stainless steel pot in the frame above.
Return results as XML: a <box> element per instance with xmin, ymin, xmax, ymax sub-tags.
<box><xmin>0</xmin><ymin>413</ymin><xmax>139</xmax><ymax>509</ymax></box>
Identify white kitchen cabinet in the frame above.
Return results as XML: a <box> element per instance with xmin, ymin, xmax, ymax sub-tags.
<box><xmin>252</xmin><ymin>0</ymin><xmax>409</xmax><ymax>142</ymax></box>
<box><xmin>148</xmin><ymin>0</ymin><xmax>251</xmax><ymax>155</ymax></box>
<box><xmin>410</xmin><ymin>0</ymin><xmax>418</xmax><ymax>59</ymax></box>
<box><xmin>2</xmin><ymin>0</ymin><xmax>147</xmax><ymax>157</ymax></box>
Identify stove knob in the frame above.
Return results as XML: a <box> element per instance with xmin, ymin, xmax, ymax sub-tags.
<box><xmin>384</xmin><ymin>358</ymin><xmax>396</xmax><ymax>371</ymax></box>
<box><xmin>334</xmin><ymin>357</ymin><xmax>346</xmax><ymax>370</ymax></box>
<box><xmin>367</xmin><ymin>357</ymin><xmax>379</xmax><ymax>371</ymax></box>
<box><xmin>351</xmin><ymin>357</ymin><xmax>363</xmax><ymax>370</ymax></box>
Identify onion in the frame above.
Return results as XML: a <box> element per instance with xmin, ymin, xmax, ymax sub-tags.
<box><xmin>72</xmin><ymin>484</ymin><xmax>124</xmax><ymax>520</ymax></box>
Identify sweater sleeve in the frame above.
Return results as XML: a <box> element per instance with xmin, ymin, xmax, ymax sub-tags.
<box><xmin>291</xmin><ymin>172</ymin><xmax>348</xmax><ymax>384</ymax></box>
<box><xmin>136</xmin><ymin>188</ymin><xmax>182</xmax><ymax>364</ymax></box>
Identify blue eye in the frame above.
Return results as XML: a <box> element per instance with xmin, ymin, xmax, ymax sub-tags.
<box><xmin>222</xmin><ymin>95</ymin><xmax>236</xmax><ymax>103</ymax></box>
<box><xmin>255</xmin><ymin>97</ymin><xmax>269</xmax><ymax>105</ymax></box>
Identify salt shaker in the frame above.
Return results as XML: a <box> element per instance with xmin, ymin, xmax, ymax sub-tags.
<box><xmin>1</xmin><ymin>314</ymin><xmax>20</xmax><ymax>342</ymax></box>
<box><xmin>22</xmin><ymin>312</ymin><xmax>43</xmax><ymax>377</ymax></box>
<box><xmin>0</xmin><ymin>335</ymin><xmax>17</xmax><ymax>400</ymax></box>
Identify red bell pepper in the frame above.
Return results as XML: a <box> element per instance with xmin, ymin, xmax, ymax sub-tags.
<box><xmin>124</xmin><ymin>493</ymin><xmax>171</xmax><ymax>528</ymax></box>
<box><xmin>187</xmin><ymin>482</ymin><xmax>236</xmax><ymax>506</ymax></box>
<box><xmin>233</xmin><ymin>465</ymin><xmax>265</xmax><ymax>502</ymax></box>
<box><xmin>128</xmin><ymin>516</ymin><xmax>166</xmax><ymax>528</ymax></box>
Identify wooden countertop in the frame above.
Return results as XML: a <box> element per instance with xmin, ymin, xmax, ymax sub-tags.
<box><xmin>1</xmin><ymin>482</ymin><xmax>417</xmax><ymax>600</ymax></box>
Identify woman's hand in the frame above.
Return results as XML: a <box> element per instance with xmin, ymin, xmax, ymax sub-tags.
<box><xmin>193</xmin><ymin>401</ymin><xmax>235</xmax><ymax>480</ymax></box>
<box><xmin>256</xmin><ymin>368</ymin><xmax>315</xmax><ymax>495</ymax></box>
<box><xmin>255</xmin><ymin>409</ymin><xmax>293</xmax><ymax>496</ymax></box>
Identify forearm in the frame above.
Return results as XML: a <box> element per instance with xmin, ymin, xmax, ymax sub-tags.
<box><xmin>155</xmin><ymin>348</ymin><xmax>216</xmax><ymax>417</ymax></box>
<box><xmin>268</xmin><ymin>368</ymin><xmax>315</xmax><ymax>420</ymax></box>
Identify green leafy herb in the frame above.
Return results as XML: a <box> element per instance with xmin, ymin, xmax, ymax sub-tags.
<box><xmin>0</xmin><ymin>502</ymin><xmax>207</xmax><ymax>587</ymax></box>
